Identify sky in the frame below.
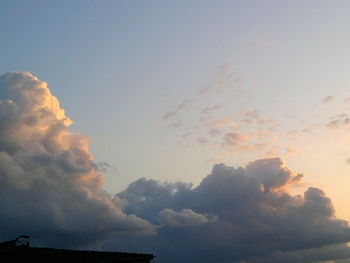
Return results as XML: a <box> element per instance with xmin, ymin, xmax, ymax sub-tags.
<box><xmin>1</xmin><ymin>1</ymin><xmax>350</xmax><ymax>262</ymax></box>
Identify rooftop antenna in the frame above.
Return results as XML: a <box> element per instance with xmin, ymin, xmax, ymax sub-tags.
<box><xmin>15</xmin><ymin>235</ymin><xmax>30</xmax><ymax>247</ymax></box>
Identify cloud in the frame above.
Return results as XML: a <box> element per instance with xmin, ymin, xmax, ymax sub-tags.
<box><xmin>167</xmin><ymin>119</ymin><xmax>184</xmax><ymax>129</ymax></box>
<box><xmin>161</xmin><ymin>98</ymin><xmax>193</xmax><ymax>121</ymax></box>
<box><xmin>326</xmin><ymin>114</ymin><xmax>350</xmax><ymax>129</ymax></box>
<box><xmin>223</xmin><ymin>132</ymin><xmax>249</xmax><ymax>148</ymax></box>
<box><xmin>206</xmin><ymin>117</ymin><xmax>237</xmax><ymax>129</ymax></box>
<box><xmin>2</xmin><ymin>72</ymin><xmax>350</xmax><ymax>262</ymax></box>
<box><xmin>286</xmin><ymin>128</ymin><xmax>310</xmax><ymax>135</ymax></box>
<box><xmin>159</xmin><ymin>208</ymin><xmax>216</xmax><ymax>227</ymax></box>
<box><xmin>248</xmin><ymin>31</ymin><xmax>274</xmax><ymax>46</ymax></box>
<box><xmin>160</xmin><ymin>65</ymin><xmax>254</xmax><ymax>154</ymax></box>
<box><xmin>238</xmin><ymin>109</ymin><xmax>273</xmax><ymax>126</ymax></box>
<box><xmin>201</xmin><ymin>104</ymin><xmax>222</xmax><ymax>115</ymax></box>
<box><xmin>161</xmin><ymin>63</ymin><xmax>238</xmax><ymax>126</ymax></box>
<box><xmin>197</xmin><ymin>137</ymin><xmax>209</xmax><ymax>144</ymax></box>
<box><xmin>286</xmin><ymin>146</ymin><xmax>299</xmax><ymax>156</ymax></box>
<box><xmin>199</xmin><ymin>112</ymin><xmax>279</xmax><ymax>157</ymax></box>
<box><xmin>161</xmin><ymin>111</ymin><xmax>176</xmax><ymax>121</ymax></box>
<box><xmin>221</xmin><ymin>131</ymin><xmax>272</xmax><ymax>153</ymax></box>
<box><xmin>197</xmin><ymin>64</ymin><xmax>236</xmax><ymax>95</ymax></box>
<box><xmin>240</xmin><ymin>109</ymin><xmax>258</xmax><ymax>117</ymax></box>
<box><xmin>245</xmin><ymin>243</ymin><xmax>350</xmax><ymax>263</ymax></box>
<box><xmin>115</xmin><ymin>158</ymin><xmax>350</xmax><ymax>263</ymax></box>
<box><xmin>0</xmin><ymin>72</ymin><xmax>154</xmax><ymax>248</ymax></box>
<box><xmin>321</xmin><ymin>96</ymin><xmax>334</xmax><ymax>105</ymax></box>
<box><xmin>247</xmin><ymin>127</ymin><xmax>276</xmax><ymax>139</ymax></box>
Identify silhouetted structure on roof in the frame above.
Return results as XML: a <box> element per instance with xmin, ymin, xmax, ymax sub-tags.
<box><xmin>0</xmin><ymin>236</ymin><xmax>154</xmax><ymax>263</ymax></box>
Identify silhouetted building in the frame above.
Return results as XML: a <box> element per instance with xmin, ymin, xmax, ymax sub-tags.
<box><xmin>0</xmin><ymin>236</ymin><xmax>154</xmax><ymax>263</ymax></box>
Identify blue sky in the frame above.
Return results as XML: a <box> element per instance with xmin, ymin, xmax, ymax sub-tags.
<box><xmin>3</xmin><ymin>1</ymin><xmax>350</xmax><ymax>262</ymax></box>
<box><xmin>2</xmin><ymin>0</ymin><xmax>350</xmax><ymax>213</ymax></box>
<box><xmin>0</xmin><ymin>1</ymin><xmax>350</xmax><ymax>225</ymax></box>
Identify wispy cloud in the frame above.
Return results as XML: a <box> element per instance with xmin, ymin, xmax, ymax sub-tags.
<box><xmin>197</xmin><ymin>137</ymin><xmax>209</xmax><ymax>144</ymax></box>
<box><xmin>222</xmin><ymin>132</ymin><xmax>249</xmax><ymax>148</ymax></box>
<box><xmin>161</xmin><ymin>68</ymin><xmax>350</xmax><ymax>164</ymax></box>
<box><xmin>321</xmin><ymin>95</ymin><xmax>334</xmax><ymax>105</ymax></box>
<box><xmin>161</xmin><ymin>64</ymin><xmax>239</xmax><ymax>125</ymax></box>
<box><xmin>248</xmin><ymin>30</ymin><xmax>274</xmax><ymax>47</ymax></box>
<box><xmin>161</xmin><ymin>98</ymin><xmax>194</xmax><ymax>121</ymax></box>
<box><xmin>201</xmin><ymin>104</ymin><xmax>223</xmax><ymax>115</ymax></box>
<box><xmin>285</xmin><ymin>146</ymin><xmax>299</xmax><ymax>156</ymax></box>
<box><xmin>326</xmin><ymin>114</ymin><xmax>350</xmax><ymax>129</ymax></box>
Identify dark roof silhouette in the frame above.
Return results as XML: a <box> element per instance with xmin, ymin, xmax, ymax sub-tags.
<box><xmin>0</xmin><ymin>236</ymin><xmax>154</xmax><ymax>263</ymax></box>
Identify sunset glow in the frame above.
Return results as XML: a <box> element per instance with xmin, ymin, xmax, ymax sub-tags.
<box><xmin>1</xmin><ymin>1</ymin><xmax>350</xmax><ymax>262</ymax></box>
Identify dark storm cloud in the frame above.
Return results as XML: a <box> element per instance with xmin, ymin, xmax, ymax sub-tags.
<box><xmin>115</xmin><ymin>158</ymin><xmax>350</xmax><ymax>263</ymax></box>
<box><xmin>246</xmin><ymin>243</ymin><xmax>350</xmax><ymax>263</ymax></box>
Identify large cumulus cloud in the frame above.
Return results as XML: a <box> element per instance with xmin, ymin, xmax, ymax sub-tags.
<box><xmin>115</xmin><ymin>158</ymin><xmax>350</xmax><ymax>262</ymax></box>
<box><xmin>1</xmin><ymin>72</ymin><xmax>350</xmax><ymax>263</ymax></box>
<box><xmin>0</xmin><ymin>72</ymin><xmax>154</xmax><ymax>247</ymax></box>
